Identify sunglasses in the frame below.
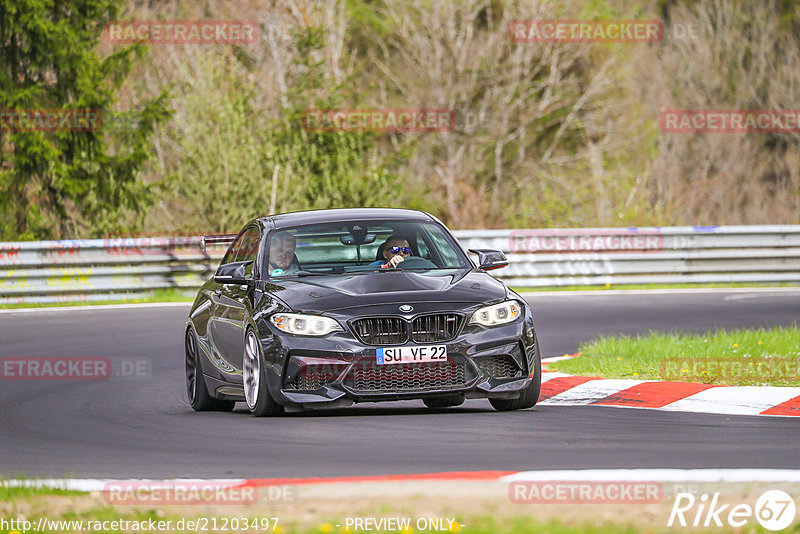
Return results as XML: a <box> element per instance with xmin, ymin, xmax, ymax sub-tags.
<box><xmin>389</xmin><ymin>246</ymin><xmax>412</xmax><ymax>254</ymax></box>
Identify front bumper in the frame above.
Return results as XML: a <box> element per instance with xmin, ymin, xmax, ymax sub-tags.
<box><xmin>258</xmin><ymin>317</ymin><xmax>538</xmax><ymax>410</ymax></box>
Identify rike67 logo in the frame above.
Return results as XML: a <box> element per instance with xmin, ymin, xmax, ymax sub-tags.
<box><xmin>669</xmin><ymin>490</ymin><xmax>797</xmax><ymax>531</ymax></box>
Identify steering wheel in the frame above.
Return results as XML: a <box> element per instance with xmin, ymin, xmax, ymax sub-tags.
<box><xmin>393</xmin><ymin>256</ymin><xmax>437</xmax><ymax>269</ymax></box>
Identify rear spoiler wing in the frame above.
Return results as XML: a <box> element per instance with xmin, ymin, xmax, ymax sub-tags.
<box><xmin>200</xmin><ymin>233</ymin><xmax>237</xmax><ymax>253</ymax></box>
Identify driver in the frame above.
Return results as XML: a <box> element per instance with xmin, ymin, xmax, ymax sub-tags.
<box><xmin>268</xmin><ymin>231</ymin><xmax>300</xmax><ymax>276</ymax></box>
<box><xmin>371</xmin><ymin>236</ymin><xmax>412</xmax><ymax>269</ymax></box>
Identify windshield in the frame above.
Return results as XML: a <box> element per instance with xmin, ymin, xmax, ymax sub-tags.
<box><xmin>263</xmin><ymin>220</ymin><xmax>469</xmax><ymax>277</ymax></box>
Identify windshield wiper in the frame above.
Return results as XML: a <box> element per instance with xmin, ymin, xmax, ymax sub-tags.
<box><xmin>367</xmin><ymin>267</ymin><xmax>441</xmax><ymax>273</ymax></box>
<box><xmin>293</xmin><ymin>270</ymin><xmax>338</xmax><ymax>277</ymax></box>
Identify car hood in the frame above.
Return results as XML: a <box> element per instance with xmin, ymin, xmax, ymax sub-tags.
<box><xmin>264</xmin><ymin>270</ymin><xmax>507</xmax><ymax>313</ymax></box>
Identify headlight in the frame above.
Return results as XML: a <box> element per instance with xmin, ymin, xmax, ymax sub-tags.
<box><xmin>469</xmin><ymin>300</ymin><xmax>522</xmax><ymax>327</ymax></box>
<box><xmin>270</xmin><ymin>313</ymin><xmax>343</xmax><ymax>336</ymax></box>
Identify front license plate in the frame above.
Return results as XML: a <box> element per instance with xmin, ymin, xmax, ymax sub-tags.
<box><xmin>376</xmin><ymin>345</ymin><xmax>448</xmax><ymax>365</ymax></box>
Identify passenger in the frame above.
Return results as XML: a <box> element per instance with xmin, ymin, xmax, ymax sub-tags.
<box><xmin>371</xmin><ymin>236</ymin><xmax>412</xmax><ymax>269</ymax></box>
<box><xmin>268</xmin><ymin>231</ymin><xmax>300</xmax><ymax>276</ymax></box>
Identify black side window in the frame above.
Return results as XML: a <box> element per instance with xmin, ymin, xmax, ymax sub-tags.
<box><xmin>222</xmin><ymin>233</ymin><xmax>246</xmax><ymax>265</ymax></box>
<box><xmin>414</xmin><ymin>229</ymin><xmax>431</xmax><ymax>259</ymax></box>
<box><xmin>235</xmin><ymin>227</ymin><xmax>261</xmax><ymax>278</ymax></box>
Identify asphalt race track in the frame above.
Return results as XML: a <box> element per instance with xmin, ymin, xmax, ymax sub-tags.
<box><xmin>0</xmin><ymin>289</ymin><xmax>798</xmax><ymax>479</ymax></box>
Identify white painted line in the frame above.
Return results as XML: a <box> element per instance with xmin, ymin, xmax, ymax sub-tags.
<box><xmin>725</xmin><ymin>291</ymin><xmax>800</xmax><ymax>300</ymax></box>
<box><xmin>541</xmin><ymin>378</ymin><xmax>645</xmax><ymax>405</ymax></box>
<box><xmin>501</xmin><ymin>469</ymin><xmax>800</xmax><ymax>483</ymax></box>
<box><xmin>0</xmin><ymin>302</ymin><xmax>193</xmax><ymax>314</ymax></box>
<box><xmin>1</xmin><ymin>478</ymin><xmax>246</xmax><ymax>492</ymax></box>
<box><xmin>540</xmin><ymin>371</ymin><xmax>573</xmax><ymax>383</ymax></box>
<box><xmin>662</xmin><ymin>386</ymin><xmax>800</xmax><ymax>416</ymax></box>
<box><xmin>542</xmin><ymin>355</ymin><xmax>577</xmax><ymax>363</ymax></box>
<box><xmin>7</xmin><ymin>471</ymin><xmax>800</xmax><ymax>491</ymax></box>
<box><xmin>520</xmin><ymin>287</ymin><xmax>800</xmax><ymax>297</ymax></box>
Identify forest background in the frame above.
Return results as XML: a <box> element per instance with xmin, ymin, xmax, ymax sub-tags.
<box><xmin>2</xmin><ymin>0</ymin><xmax>799</xmax><ymax>240</ymax></box>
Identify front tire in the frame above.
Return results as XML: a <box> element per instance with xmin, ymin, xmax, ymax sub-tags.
<box><xmin>185</xmin><ymin>327</ymin><xmax>235</xmax><ymax>412</ymax></box>
<box><xmin>243</xmin><ymin>328</ymin><xmax>283</xmax><ymax>417</ymax></box>
<box><xmin>489</xmin><ymin>339</ymin><xmax>541</xmax><ymax>412</ymax></box>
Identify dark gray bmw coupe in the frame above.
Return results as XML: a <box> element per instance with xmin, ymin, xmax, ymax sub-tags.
<box><xmin>185</xmin><ymin>208</ymin><xmax>541</xmax><ymax>416</ymax></box>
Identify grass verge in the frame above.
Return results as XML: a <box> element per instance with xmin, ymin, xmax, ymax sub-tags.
<box><xmin>2</xmin><ymin>481</ymin><xmax>799</xmax><ymax>533</ymax></box>
<box><xmin>550</xmin><ymin>325</ymin><xmax>800</xmax><ymax>386</ymax></box>
<box><xmin>0</xmin><ymin>481</ymin><xmax>83</xmax><ymax>500</ymax></box>
<box><xmin>0</xmin><ymin>288</ymin><xmax>195</xmax><ymax>309</ymax></box>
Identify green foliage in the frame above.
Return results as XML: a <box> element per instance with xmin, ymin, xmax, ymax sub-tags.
<box><xmin>163</xmin><ymin>66</ymin><xmax>400</xmax><ymax>233</ymax></box>
<box><xmin>162</xmin><ymin>52</ymin><xmax>268</xmax><ymax>232</ymax></box>
<box><xmin>160</xmin><ymin>20</ymin><xmax>408</xmax><ymax>235</ymax></box>
<box><xmin>0</xmin><ymin>479</ymin><xmax>82</xmax><ymax>499</ymax></box>
<box><xmin>0</xmin><ymin>0</ymin><xmax>169</xmax><ymax>240</ymax></box>
<box><xmin>552</xmin><ymin>324</ymin><xmax>800</xmax><ymax>386</ymax></box>
<box><xmin>0</xmin><ymin>287</ymin><xmax>194</xmax><ymax>309</ymax></box>
<box><xmin>3</xmin><ymin>0</ymin><xmax>799</xmax><ymax>239</ymax></box>
<box><xmin>275</xmin><ymin>126</ymin><xmax>398</xmax><ymax>211</ymax></box>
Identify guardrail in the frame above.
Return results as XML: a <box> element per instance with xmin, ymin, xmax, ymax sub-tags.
<box><xmin>0</xmin><ymin>237</ymin><xmax>225</xmax><ymax>304</ymax></box>
<box><xmin>1</xmin><ymin>225</ymin><xmax>799</xmax><ymax>303</ymax></box>
<box><xmin>454</xmin><ymin>225</ymin><xmax>800</xmax><ymax>287</ymax></box>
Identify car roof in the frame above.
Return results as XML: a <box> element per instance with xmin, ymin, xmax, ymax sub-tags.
<box><xmin>251</xmin><ymin>208</ymin><xmax>437</xmax><ymax>230</ymax></box>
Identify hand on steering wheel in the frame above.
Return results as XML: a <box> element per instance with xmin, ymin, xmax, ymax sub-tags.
<box><xmin>383</xmin><ymin>255</ymin><xmax>405</xmax><ymax>269</ymax></box>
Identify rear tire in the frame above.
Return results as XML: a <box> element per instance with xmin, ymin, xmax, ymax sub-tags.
<box><xmin>185</xmin><ymin>327</ymin><xmax>235</xmax><ymax>412</ymax></box>
<box><xmin>423</xmin><ymin>394</ymin><xmax>465</xmax><ymax>408</ymax></box>
<box><xmin>489</xmin><ymin>338</ymin><xmax>541</xmax><ymax>412</ymax></box>
<box><xmin>243</xmin><ymin>328</ymin><xmax>284</xmax><ymax>417</ymax></box>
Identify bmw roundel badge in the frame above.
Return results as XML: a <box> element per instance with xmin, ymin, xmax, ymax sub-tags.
<box><xmin>399</xmin><ymin>304</ymin><xmax>413</xmax><ymax>312</ymax></box>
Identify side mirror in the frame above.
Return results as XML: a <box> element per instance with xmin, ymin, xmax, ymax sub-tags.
<box><xmin>214</xmin><ymin>260</ymin><xmax>253</xmax><ymax>284</ymax></box>
<box><xmin>469</xmin><ymin>249</ymin><xmax>508</xmax><ymax>271</ymax></box>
